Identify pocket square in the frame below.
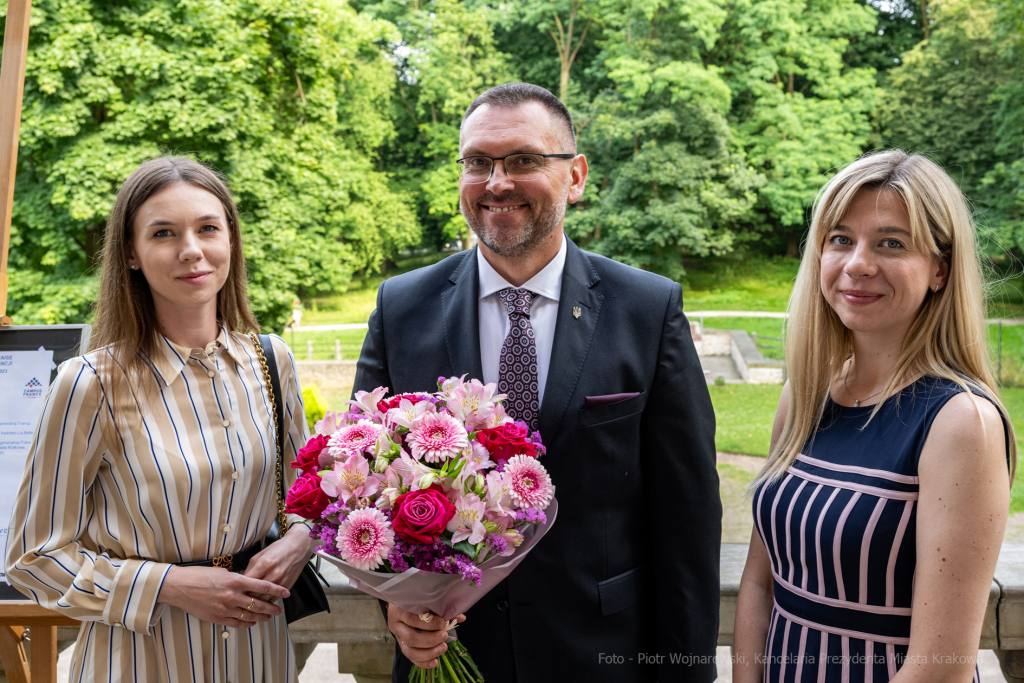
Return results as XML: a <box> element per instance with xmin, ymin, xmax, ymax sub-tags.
<box><xmin>584</xmin><ymin>392</ymin><xmax>641</xmax><ymax>409</ymax></box>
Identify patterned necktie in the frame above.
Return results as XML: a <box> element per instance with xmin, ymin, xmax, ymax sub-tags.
<box><xmin>497</xmin><ymin>287</ymin><xmax>539</xmax><ymax>431</ymax></box>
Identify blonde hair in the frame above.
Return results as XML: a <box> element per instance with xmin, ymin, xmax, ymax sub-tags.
<box><xmin>92</xmin><ymin>157</ymin><xmax>260</xmax><ymax>449</ymax></box>
<box><xmin>754</xmin><ymin>150</ymin><xmax>1017</xmax><ymax>487</ymax></box>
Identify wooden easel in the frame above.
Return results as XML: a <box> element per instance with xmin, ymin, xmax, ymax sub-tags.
<box><xmin>1</xmin><ymin>0</ymin><xmax>32</xmax><ymax>326</ymax></box>
<box><xmin>0</xmin><ymin>2</ymin><xmax>81</xmax><ymax>682</ymax></box>
<box><xmin>0</xmin><ymin>604</ymin><xmax>77</xmax><ymax>683</ymax></box>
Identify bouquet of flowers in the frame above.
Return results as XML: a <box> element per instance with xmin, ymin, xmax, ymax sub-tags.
<box><xmin>284</xmin><ymin>376</ymin><xmax>557</xmax><ymax>683</ymax></box>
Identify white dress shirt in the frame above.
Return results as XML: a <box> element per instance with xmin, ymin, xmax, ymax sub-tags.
<box><xmin>478</xmin><ymin>235</ymin><xmax>567</xmax><ymax>407</ymax></box>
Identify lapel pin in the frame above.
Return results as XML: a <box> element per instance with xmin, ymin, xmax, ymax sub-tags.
<box><xmin>573</xmin><ymin>307</ymin><xmax>582</xmax><ymax>319</ymax></box>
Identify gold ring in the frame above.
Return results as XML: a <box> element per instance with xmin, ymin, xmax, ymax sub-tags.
<box><xmin>239</xmin><ymin>611</ymin><xmax>245</xmax><ymax>620</ymax></box>
<box><xmin>246</xmin><ymin>598</ymin><xmax>255</xmax><ymax>611</ymax></box>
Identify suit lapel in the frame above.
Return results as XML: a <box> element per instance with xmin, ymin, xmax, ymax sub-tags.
<box><xmin>539</xmin><ymin>238</ymin><xmax>603</xmax><ymax>438</ymax></box>
<box><xmin>441</xmin><ymin>249</ymin><xmax>485</xmax><ymax>380</ymax></box>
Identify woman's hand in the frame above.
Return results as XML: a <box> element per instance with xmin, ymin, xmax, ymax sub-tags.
<box><xmin>157</xmin><ymin>566</ymin><xmax>288</xmax><ymax>628</ymax></box>
<box><xmin>243</xmin><ymin>523</ymin><xmax>315</xmax><ymax>591</ymax></box>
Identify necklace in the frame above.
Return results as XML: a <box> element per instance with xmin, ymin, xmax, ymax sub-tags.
<box><xmin>843</xmin><ymin>361</ymin><xmax>883</xmax><ymax>407</ymax></box>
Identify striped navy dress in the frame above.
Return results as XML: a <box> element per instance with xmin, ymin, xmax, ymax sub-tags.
<box><xmin>754</xmin><ymin>376</ymin><xmax>998</xmax><ymax>683</ymax></box>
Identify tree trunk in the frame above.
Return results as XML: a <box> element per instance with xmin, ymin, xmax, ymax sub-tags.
<box><xmin>920</xmin><ymin>0</ymin><xmax>930</xmax><ymax>39</ymax></box>
<box><xmin>786</xmin><ymin>232</ymin><xmax>799</xmax><ymax>258</ymax></box>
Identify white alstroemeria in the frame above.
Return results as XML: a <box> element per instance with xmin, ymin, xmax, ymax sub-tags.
<box><xmin>478</xmin><ymin>403</ymin><xmax>513</xmax><ymax>430</ymax></box>
<box><xmin>391</xmin><ymin>451</ymin><xmax>436</xmax><ymax>491</ymax></box>
<box><xmin>456</xmin><ymin>441</ymin><xmax>493</xmax><ymax>486</ymax></box>
<box><xmin>314</xmin><ymin>410</ymin><xmax>347</xmax><ymax>436</ymax></box>
<box><xmin>347</xmin><ymin>387</ymin><xmax>389</xmax><ymax>420</ymax></box>
<box><xmin>447</xmin><ymin>493</ymin><xmax>487</xmax><ymax>545</ymax></box>
<box><xmin>375</xmin><ymin>465</ymin><xmax>405</xmax><ymax>511</ymax></box>
<box><xmin>387</xmin><ymin>398</ymin><xmax>436</xmax><ymax>430</ymax></box>
<box><xmin>436</xmin><ymin>375</ymin><xmax>467</xmax><ymax>403</ymax></box>
<box><xmin>446</xmin><ymin>379</ymin><xmax>505</xmax><ymax>428</ymax></box>
<box><xmin>483</xmin><ymin>469</ymin><xmax>514</xmax><ymax>518</ymax></box>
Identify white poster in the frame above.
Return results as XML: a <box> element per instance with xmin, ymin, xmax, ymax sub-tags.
<box><xmin>0</xmin><ymin>347</ymin><xmax>56</xmax><ymax>585</ymax></box>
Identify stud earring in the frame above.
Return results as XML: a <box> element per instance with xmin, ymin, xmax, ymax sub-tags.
<box><xmin>130</xmin><ymin>265</ymin><xmax>138</xmax><ymax>270</ymax></box>
<box><xmin>933</xmin><ymin>284</ymin><xmax>940</xmax><ymax>292</ymax></box>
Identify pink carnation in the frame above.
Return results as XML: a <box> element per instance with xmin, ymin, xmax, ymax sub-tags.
<box><xmin>336</xmin><ymin>507</ymin><xmax>395</xmax><ymax>571</ymax></box>
<box><xmin>503</xmin><ymin>455</ymin><xmax>554</xmax><ymax>510</ymax></box>
<box><xmin>406</xmin><ymin>412</ymin><xmax>468</xmax><ymax>463</ymax></box>
<box><xmin>327</xmin><ymin>420</ymin><xmax>382</xmax><ymax>459</ymax></box>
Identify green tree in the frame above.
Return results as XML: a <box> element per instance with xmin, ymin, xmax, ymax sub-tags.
<box><xmin>3</xmin><ymin>0</ymin><xmax>419</xmax><ymax>329</ymax></box>
<box><xmin>875</xmin><ymin>0</ymin><xmax>1008</xmax><ymax>203</ymax></box>
<box><xmin>712</xmin><ymin>0</ymin><xmax>878</xmax><ymax>255</ymax></box>
<box><xmin>495</xmin><ymin>0</ymin><xmax>600</xmax><ymax>102</ymax></box>
<box><xmin>846</xmin><ymin>0</ymin><xmax>927</xmax><ymax>80</ymax></box>
<box><xmin>564</xmin><ymin>0</ymin><xmax>763</xmax><ymax>280</ymax></box>
<box><xmin>980</xmin><ymin>0</ymin><xmax>1024</xmax><ymax>251</ymax></box>
<box><xmin>357</xmin><ymin>0</ymin><xmax>512</xmax><ymax>248</ymax></box>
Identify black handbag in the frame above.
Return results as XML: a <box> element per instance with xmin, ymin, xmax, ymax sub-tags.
<box><xmin>250</xmin><ymin>332</ymin><xmax>331</xmax><ymax>624</ymax></box>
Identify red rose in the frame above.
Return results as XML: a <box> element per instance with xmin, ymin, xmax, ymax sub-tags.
<box><xmin>392</xmin><ymin>486</ymin><xmax>456</xmax><ymax>544</ymax></box>
<box><xmin>476</xmin><ymin>422</ymin><xmax>537</xmax><ymax>464</ymax></box>
<box><xmin>292</xmin><ymin>433</ymin><xmax>329</xmax><ymax>475</ymax></box>
<box><xmin>285</xmin><ymin>471</ymin><xmax>332</xmax><ymax>521</ymax></box>
<box><xmin>377</xmin><ymin>393</ymin><xmax>427</xmax><ymax>414</ymax></box>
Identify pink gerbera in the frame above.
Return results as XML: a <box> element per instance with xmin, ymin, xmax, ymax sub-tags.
<box><xmin>336</xmin><ymin>507</ymin><xmax>394</xmax><ymax>571</ymax></box>
<box><xmin>327</xmin><ymin>420</ymin><xmax>383</xmax><ymax>459</ymax></box>
<box><xmin>406</xmin><ymin>412</ymin><xmax>468</xmax><ymax>463</ymax></box>
<box><xmin>503</xmin><ymin>454</ymin><xmax>555</xmax><ymax>510</ymax></box>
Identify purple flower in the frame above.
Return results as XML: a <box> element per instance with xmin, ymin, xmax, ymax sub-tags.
<box><xmin>516</xmin><ymin>508</ymin><xmax>547</xmax><ymax>525</ymax></box>
<box><xmin>486</xmin><ymin>534</ymin><xmax>508</xmax><ymax>555</ymax></box>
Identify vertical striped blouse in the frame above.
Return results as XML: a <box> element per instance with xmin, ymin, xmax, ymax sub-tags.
<box><xmin>4</xmin><ymin>328</ymin><xmax>309</xmax><ymax>683</ymax></box>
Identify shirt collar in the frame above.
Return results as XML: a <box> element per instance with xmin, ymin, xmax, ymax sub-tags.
<box><xmin>477</xmin><ymin>233</ymin><xmax>567</xmax><ymax>302</ymax></box>
<box><xmin>151</xmin><ymin>326</ymin><xmax>246</xmax><ymax>386</ymax></box>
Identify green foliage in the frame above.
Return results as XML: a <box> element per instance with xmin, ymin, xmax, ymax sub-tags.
<box><xmin>5</xmin><ymin>268</ymin><xmax>98</xmax><ymax>325</ymax></box>
<box><xmin>4</xmin><ymin>0</ymin><xmax>420</xmax><ymax>329</ymax></box>
<box><xmin>564</xmin><ymin>0</ymin><xmax>764</xmax><ymax>279</ymax></box>
<box><xmin>875</xmin><ymin>0</ymin><xmax>1007</xmax><ymax>199</ymax></box>
<box><xmin>980</xmin><ymin>0</ymin><xmax>1024</xmax><ymax>252</ymax></box>
<box><xmin>302</xmin><ymin>384</ymin><xmax>327</xmax><ymax>431</ymax></box>
<box><xmin>712</xmin><ymin>0</ymin><xmax>879</xmax><ymax>252</ymax></box>
<box><xmin>4</xmin><ymin>0</ymin><xmax>1024</xmax><ymax>321</ymax></box>
<box><xmin>356</xmin><ymin>0</ymin><xmax>512</xmax><ymax>248</ymax></box>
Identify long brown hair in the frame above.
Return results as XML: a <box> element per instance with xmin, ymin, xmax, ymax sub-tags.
<box><xmin>92</xmin><ymin>157</ymin><xmax>259</xmax><ymax>445</ymax></box>
<box><xmin>754</xmin><ymin>150</ymin><xmax>1016</xmax><ymax>488</ymax></box>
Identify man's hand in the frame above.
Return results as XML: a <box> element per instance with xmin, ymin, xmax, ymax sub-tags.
<box><xmin>386</xmin><ymin>603</ymin><xmax>466</xmax><ymax>669</ymax></box>
<box><xmin>157</xmin><ymin>566</ymin><xmax>288</xmax><ymax>628</ymax></box>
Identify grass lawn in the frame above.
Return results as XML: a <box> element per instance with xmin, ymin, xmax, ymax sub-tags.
<box><xmin>708</xmin><ymin>384</ymin><xmax>783</xmax><ymax>457</ymax></box>
<box><xmin>681</xmin><ymin>255</ymin><xmax>800</xmax><ymax>312</ymax></box>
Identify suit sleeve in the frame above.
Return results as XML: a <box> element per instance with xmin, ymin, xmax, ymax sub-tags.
<box><xmin>353</xmin><ymin>279</ymin><xmax>392</xmax><ymax>398</ymax></box>
<box><xmin>352</xmin><ymin>282</ymin><xmax>395</xmax><ymax>624</ymax></box>
<box><xmin>643</xmin><ymin>282</ymin><xmax>721</xmax><ymax>682</ymax></box>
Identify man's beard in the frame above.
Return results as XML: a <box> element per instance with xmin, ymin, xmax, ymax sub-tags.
<box><xmin>462</xmin><ymin>190</ymin><xmax>567</xmax><ymax>258</ymax></box>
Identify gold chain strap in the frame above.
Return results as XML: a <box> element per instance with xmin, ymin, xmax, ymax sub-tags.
<box><xmin>248</xmin><ymin>331</ymin><xmax>290</xmax><ymax>532</ymax></box>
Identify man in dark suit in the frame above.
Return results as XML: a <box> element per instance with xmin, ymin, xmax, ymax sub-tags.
<box><xmin>353</xmin><ymin>82</ymin><xmax>721</xmax><ymax>683</ymax></box>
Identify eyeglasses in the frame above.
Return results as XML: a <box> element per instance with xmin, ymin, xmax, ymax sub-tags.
<box><xmin>456</xmin><ymin>153</ymin><xmax>576</xmax><ymax>184</ymax></box>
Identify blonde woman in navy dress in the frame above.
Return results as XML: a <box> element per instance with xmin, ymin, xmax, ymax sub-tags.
<box><xmin>5</xmin><ymin>158</ymin><xmax>315</xmax><ymax>681</ymax></box>
<box><xmin>733</xmin><ymin>150</ymin><xmax>1016</xmax><ymax>683</ymax></box>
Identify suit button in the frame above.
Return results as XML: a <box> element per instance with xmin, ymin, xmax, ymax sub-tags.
<box><xmin>496</xmin><ymin>599</ymin><xmax>509</xmax><ymax>612</ymax></box>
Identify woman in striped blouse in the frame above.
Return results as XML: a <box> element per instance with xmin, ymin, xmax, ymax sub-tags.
<box><xmin>5</xmin><ymin>157</ymin><xmax>315</xmax><ymax>682</ymax></box>
<box><xmin>733</xmin><ymin>151</ymin><xmax>1016</xmax><ymax>682</ymax></box>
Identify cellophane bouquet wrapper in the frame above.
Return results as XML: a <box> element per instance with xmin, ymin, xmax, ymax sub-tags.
<box><xmin>284</xmin><ymin>377</ymin><xmax>557</xmax><ymax>682</ymax></box>
<box><xmin>318</xmin><ymin>499</ymin><xmax>557</xmax><ymax>621</ymax></box>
